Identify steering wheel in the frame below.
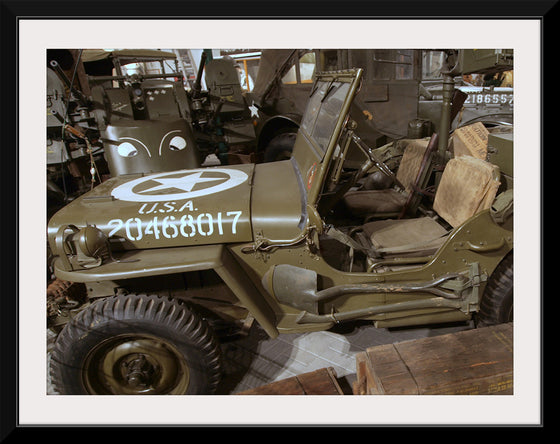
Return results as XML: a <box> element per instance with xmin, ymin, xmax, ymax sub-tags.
<box><xmin>351</xmin><ymin>133</ymin><xmax>404</xmax><ymax>190</ymax></box>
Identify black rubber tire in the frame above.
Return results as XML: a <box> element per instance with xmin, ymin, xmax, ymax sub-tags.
<box><xmin>477</xmin><ymin>252</ymin><xmax>513</xmax><ymax>327</ymax></box>
<box><xmin>263</xmin><ymin>132</ymin><xmax>297</xmax><ymax>162</ymax></box>
<box><xmin>50</xmin><ymin>293</ymin><xmax>222</xmax><ymax>395</ymax></box>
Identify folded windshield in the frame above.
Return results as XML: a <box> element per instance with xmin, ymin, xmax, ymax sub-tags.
<box><xmin>300</xmin><ymin>80</ymin><xmax>351</xmax><ymax>155</ymax></box>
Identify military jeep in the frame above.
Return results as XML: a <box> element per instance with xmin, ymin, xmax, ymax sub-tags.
<box><xmin>47</xmin><ymin>68</ymin><xmax>513</xmax><ymax>395</ymax></box>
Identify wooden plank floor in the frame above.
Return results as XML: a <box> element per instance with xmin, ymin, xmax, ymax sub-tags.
<box><xmin>353</xmin><ymin>323</ymin><xmax>513</xmax><ymax>395</ymax></box>
<box><xmin>237</xmin><ymin>367</ymin><xmax>344</xmax><ymax>395</ymax></box>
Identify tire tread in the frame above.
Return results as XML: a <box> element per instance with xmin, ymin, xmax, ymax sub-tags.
<box><xmin>50</xmin><ymin>293</ymin><xmax>222</xmax><ymax>394</ymax></box>
<box><xmin>477</xmin><ymin>252</ymin><xmax>513</xmax><ymax>327</ymax></box>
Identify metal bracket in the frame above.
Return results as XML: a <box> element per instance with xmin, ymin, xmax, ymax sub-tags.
<box><xmin>456</xmin><ymin>262</ymin><xmax>487</xmax><ymax>314</ymax></box>
<box><xmin>452</xmin><ymin>238</ymin><xmax>507</xmax><ymax>253</ymax></box>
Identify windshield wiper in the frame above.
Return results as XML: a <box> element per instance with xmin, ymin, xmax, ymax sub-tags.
<box><xmin>321</xmin><ymin>79</ymin><xmax>337</xmax><ymax>103</ymax></box>
<box><xmin>309</xmin><ymin>79</ymin><xmax>319</xmax><ymax>97</ymax></box>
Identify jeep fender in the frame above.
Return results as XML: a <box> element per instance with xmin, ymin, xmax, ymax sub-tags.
<box><xmin>52</xmin><ymin>244</ymin><xmax>279</xmax><ymax>338</ymax></box>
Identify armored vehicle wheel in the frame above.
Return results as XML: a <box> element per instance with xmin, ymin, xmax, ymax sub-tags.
<box><xmin>263</xmin><ymin>132</ymin><xmax>297</xmax><ymax>162</ymax></box>
<box><xmin>477</xmin><ymin>252</ymin><xmax>513</xmax><ymax>327</ymax></box>
<box><xmin>50</xmin><ymin>293</ymin><xmax>222</xmax><ymax>395</ymax></box>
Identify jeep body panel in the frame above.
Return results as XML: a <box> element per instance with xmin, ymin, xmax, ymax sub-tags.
<box><xmin>232</xmin><ymin>207</ymin><xmax>512</xmax><ymax>333</ymax></box>
<box><xmin>47</xmin><ymin>163</ymin><xmax>255</xmax><ymax>255</ymax></box>
<box><xmin>250</xmin><ymin>159</ymin><xmax>307</xmax><ymax>243</ymax></box>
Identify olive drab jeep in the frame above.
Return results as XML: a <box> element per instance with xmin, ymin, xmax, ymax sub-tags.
<box><xmin>47</xmin><ymin>67</ymin><xmax>513</xmax><ymax>395</ymax></box>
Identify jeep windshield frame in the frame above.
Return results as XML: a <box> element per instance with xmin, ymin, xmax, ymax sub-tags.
<box><xmin>300</xmin><ymin>78</ymin><xmax>351</xmax><ymax>157</ymax></box>
<box><xmin>292</xmin><ymin>69</ymin><xmax>363</xmax><ymax>208</ymax></box>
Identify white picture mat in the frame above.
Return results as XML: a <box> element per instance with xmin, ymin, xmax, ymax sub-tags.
<box><xmin>18</xmin><ymin>18</ymin><xmax>541</xmax><ymax>425</ymax></box>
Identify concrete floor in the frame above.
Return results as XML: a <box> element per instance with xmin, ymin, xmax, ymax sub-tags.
<box><xmin>216</xmin><ymin>320</ymin><xmax>473</xmax><ymax>394</ymax></box>
<box><xmin>47</xmin><ymin>319</ymin><xmax>474</xmax><ymax>395</ymax></box>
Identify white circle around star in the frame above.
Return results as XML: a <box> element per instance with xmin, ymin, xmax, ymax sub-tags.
<box><xmin>111</xmin><ymin>168</ymin><xmax>249</xmax><ymax>202</ymax></box>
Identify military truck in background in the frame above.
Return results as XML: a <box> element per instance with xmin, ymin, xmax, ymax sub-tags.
<box><xmin>249</xmin><ymin>49</ymin><xmax>513</xmax><ymax>163</ymax></box>
<box><xmin>419</xmin><ymin>49</ymin><xmax>513</xmax><ymax>131</ymax></box>
<box><xmin>47</xmin><ymin>51</ymin><xmax>514</xmax><ymax>395</ymax></box>
<box><xmin>47</xmin><ymin>48</ymin><xmax>266</xmax><ymax>214</ymax></box>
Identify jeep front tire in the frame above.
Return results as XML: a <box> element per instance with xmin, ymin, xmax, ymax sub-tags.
<box><xmin>50</xmin><ymin>293</ymin><xmax>222</xmax><ymax>395</ymax></box>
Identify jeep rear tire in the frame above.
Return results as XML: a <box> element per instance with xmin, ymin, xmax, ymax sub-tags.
<box><xmin>50</xmin><ymin>293</ymin><xmax>222</xmax><ymax>395</ymax></box>
<box><xmin>477</xmin><ymin>252</ymin><xmax>513</xmax><ymax>327</ymax></box>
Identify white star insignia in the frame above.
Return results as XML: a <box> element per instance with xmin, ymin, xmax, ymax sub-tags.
<box><xmin>140</xmin><ymin>172</ymin><xmax>224</xmax><ymax>194</ymax></box>
<box><xmin>249</xmin><ymin>101</ymin><xmax>259</xmax><ymax>118</ymax></box>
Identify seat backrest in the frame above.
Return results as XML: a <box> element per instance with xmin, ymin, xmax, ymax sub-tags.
<box><xmin>394</xmin><ymin>138</ymin><xmax>432</xmax><ymax>193</ymax></box>
<box><xmin>433</xmin><ymin>155</ymin><xmax>501</xmax><ymax>227</ymax></box>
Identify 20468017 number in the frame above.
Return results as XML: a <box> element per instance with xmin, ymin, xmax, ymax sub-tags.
<box><xmin>107</xmin><ymin>211</ymin><xmax>243</xmax><ymax>241</ymax></box>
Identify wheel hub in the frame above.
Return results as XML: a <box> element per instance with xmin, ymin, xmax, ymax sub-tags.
<box><xmin>83</xmin><ymin>335</ymin><xmax>190</xmax><ymax>394</ymax></box>
<box><xmin>121</xmin><ymin>354</ymin><xmax>158</xmax><ymax>389</ymax></box>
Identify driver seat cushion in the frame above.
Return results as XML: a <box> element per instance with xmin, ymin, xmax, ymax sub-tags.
<box><xmin>342</xmin><ymin>138</ymin><xmax>431</xmax><ymax>217</ymax></box>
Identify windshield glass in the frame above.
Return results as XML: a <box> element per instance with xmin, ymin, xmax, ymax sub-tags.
<box><xmin>300</xmin><ymin>80</ymin><xmax>350</xmax><ymax>154</ymax></box>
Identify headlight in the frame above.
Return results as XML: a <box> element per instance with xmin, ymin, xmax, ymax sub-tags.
<box><xmin>76</xmin><ymin>226</ymin><xmax>109</xmax><ymax>261</ymax></box>
<box><xmin>55</xmin><ymin>225</ymin><xmax>109</xmax><ymax>270</ymax></box>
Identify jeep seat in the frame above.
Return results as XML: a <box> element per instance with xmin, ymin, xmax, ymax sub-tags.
<box><xmin>360</xmin><ymin>155</ymin><xmax>501</xmax><ymax>258</ymax></box>
<box><xmin>342</xmin><ymin>138</ymin><xmax>433</xmax><ymax>219</ymax></box>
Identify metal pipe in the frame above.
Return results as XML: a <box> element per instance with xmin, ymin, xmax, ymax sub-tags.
<box><xmin>367</xmin><ymin>255</ymin><xmax>434</xmax><ymax>272</ymax></box>
<box><xmin>437</xmin><ymin>72</ymin><xmax>455</xmax><ymax>161</ymax></box>
<box><xmin>313</xmin><ymin>273</ymin><xmax>462</xmax><ymax>303</ymax></box>
<box><xmin>49</xmin><ymin>60</ymin><xmax>88</xmax><ymax>107</ymax></box>
<box><xmin>173</xmin><ymin>49</ymin><xmax>189</xmax><ymax>86</ymax></box>
<box><xmin>296</xmin><ymin>297</ymin><xmax>464</xmax><ymax>324</ymax></box>
<box><xmin>87</xmin><ymin>72</ymin><xmax>182</xmax><ymax>83</ymax></box>
<box><xmin>192</xmin><ymin>52</ymin><xmax>207</xmax><ymax>98</ymax></box>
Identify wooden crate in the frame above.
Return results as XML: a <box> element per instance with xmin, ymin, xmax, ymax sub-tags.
<box><xmin>353</xmin><ymin>323</ymin><xmax>513</xmax><ymax>395</ymax></box>
<box><xmin>237</xmin><ymin>367</ymin><xmax>344</xmax><ymax>395</ymax></box>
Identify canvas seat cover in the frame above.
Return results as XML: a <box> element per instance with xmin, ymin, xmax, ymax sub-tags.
<box><xmin>362</xmin><ymin>217</ymin><xmax>448</xmax><ymax>257</ymax></box>
<box><xmin>432</xmin><ymin>155</ymin><xmax>501</xmax><ymax>228</ymax></box>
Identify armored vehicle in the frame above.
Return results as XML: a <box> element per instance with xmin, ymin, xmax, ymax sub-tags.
<box><xmin>82</xmin><ymin>49</ymin><xmax>201</xmax><ymax>176</ymax></box>
<box><xmin>84</xmin><ymin>49</ymin><xmax>263</xmax><ymax>170</ymax></box>
<box><xmin>47</xmin><ymin>68</ymin><xmax>513</xmax><ymax>395</ymax></box>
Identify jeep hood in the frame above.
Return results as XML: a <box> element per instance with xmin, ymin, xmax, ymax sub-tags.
<box><xmin>48</xmin><ymin>164</ymin><xmax>255</xmax><ymax>252</ymax></box>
